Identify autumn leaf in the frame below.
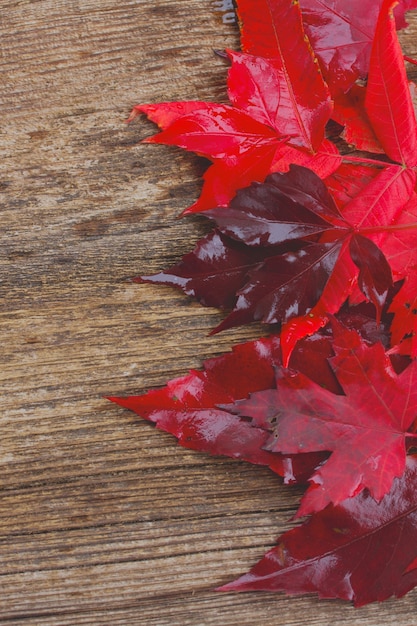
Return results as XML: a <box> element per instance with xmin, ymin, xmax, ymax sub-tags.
<box><xmin>306</xmin><ymin>0</ymin><xmax>417</xmax><ymax>93</ymax></box>
<box><xmin>119</xmin><ymin>0</ymin><xmax>417</xmax><ymax>608</ymax></box>
<box><xmin>365</xmin><ymin>0</ymin><xmax>417</xmax><ymax>166</ymax></box>
<box><xmin>218</xmin><ymin>455</ymin><xmax>417</xmax><ymax>606</ymax></box>
<box><xmin>109</xmin><ymin>333</ymin><xmax>335</xmax><ymax>484</ymax></box>
<box><xmin>281</xmin><ymin>165</ymin><xmax>416</xmax><ymax>363</ymax></box>
<box><xmin>137</xmin><ymin>230</ymin><xmax>275</xmax><ymax>311</ymax></box>
<box><xmin>140</xmin><ymin>165</ymin><xmax>415</xmax><ymax>342</ymax></box>
<box><xmin>110</xmin><ymin>315</ymin><xmax>395</xmax><ymax>486</ymax></box>
<box><xmin>236</xmin><ymin>0</ymin><xmax>417</xmax><ymax>94</ymax></box>
<box><xmin>331</xmin><ymin>85</ymin><xmax>385</xmax><ymax>153</ymax></box>
<box><xmin>389</xmin><ymin>271</ymin><xmax>417</xmax><ymax>356</ymax></box>
<box><xmin>228</xmin><ymin>324</ymin><xmax>417</xmax><ymax>514</ymax></box>
<box><xmin>324</xmin><ymin>162</ymin><xmax>382</xmax><ymax>209</ymax></box>
<box><xmin>132</xmin><ymin>29</ymin><xmax>337</xmax><ymax>212</ymax></box>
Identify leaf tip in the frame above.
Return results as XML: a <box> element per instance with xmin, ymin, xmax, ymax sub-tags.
<box><xmin>281</xmin><ymin>314</ymin><xmax>328</xmax><ymax>366</ymax></box>
<box><xmin>126</xmin><ymin>105</ymin><xmax>145</xmax><ymax>123</ymax></box>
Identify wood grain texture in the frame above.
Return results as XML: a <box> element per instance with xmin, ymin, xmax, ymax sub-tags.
<box><xmin>1</xmin><ymin>1</ymin><xmax>417</xmax><ymax>624</ymax></box>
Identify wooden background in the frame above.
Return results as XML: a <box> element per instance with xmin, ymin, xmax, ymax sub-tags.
<box><xmin>2</xmin><ymin>1</ymin><xmax>417</xmax><ymax>623</ymax></box>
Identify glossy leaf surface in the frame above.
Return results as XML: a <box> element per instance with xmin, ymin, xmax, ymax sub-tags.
<box><xmin>281</xmin><ymin>166</ymin><xmax>416</xmax><ymax>362</ymax></box>
<box><xmin>349</xmin><ymin>234</ymin><xmax>393</xmax><ymax>321</ymax></box>
<box><xmin>237</xmin><ymin>0</ymin><xmax>417</xmax><ymax>94</ymax></box>
<box><xmin>140</xmin><ymin>166</ymin><xmax>414</xmax><ymax>347</ymax></box>
<box><xmin>205</xmin><ymin>164</ymin><xmax>345</xmax><ymax>246</ymax></box>
<box><xmin>332</xmin><ymin>85</ymin><xmax>384</xmax><ymax>153</ymax></box>
<box><xmin>134</xmin><ymin>45</ymin><xmax>336</xmax><ymax>212</ymax></box>
<box><xmin>137</xmin><ymin>230</ymin><xmax>274</xmax><ymax>311</ymax></box>
<box><xmin>109</xmin><ymin>334</ymin><xmax>335</xmax><ymax>484</ymax></box>
<box><xmin>124</xmin><ymin>0</ymin><xmax>417</xmax><ymax>608</ymax></box>
<box><xmin>228</xmin><ymin>325</ymin><xmax>417</xmax><ymax>514</ymax></box>
<box><xmin>301</xmin><ymin>0</ymin><xmax>417</xmax><ymax>94</ymax></box>
<box><xmin>365</xmin><ymin>0</ymin><xmax>417</xmax><ymax>166</ymax></box>
<box><xmin>219</xmin><ymin>455</ymin><xmax>417</xmax><ymax>606</ymax></box>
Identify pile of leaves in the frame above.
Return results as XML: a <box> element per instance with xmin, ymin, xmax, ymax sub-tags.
<box><xmin>111</xmin><ymin>0</ymin><xmax>417</xmax><ymax>606</ymax></box>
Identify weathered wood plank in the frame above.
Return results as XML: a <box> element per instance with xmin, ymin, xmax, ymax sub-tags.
<box><xmin>1</xmin><ymin>1</ymin><xmax>417</xmax><ymax>623</ymax></box>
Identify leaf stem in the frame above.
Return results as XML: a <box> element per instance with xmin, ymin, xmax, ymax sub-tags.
<box><xmin>341</xmin><ymin>155</ymin><xmax>389</xmax><ymax>167</ymax></box>
<box><xmin>359</xmin><ymin>222</ymin><xmax>417</xmax><ymax>234</ymax></box>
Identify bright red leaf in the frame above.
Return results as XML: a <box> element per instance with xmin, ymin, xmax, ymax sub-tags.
<box><xmin>332</xmin><ymin>85</ymin><xmax>385</xmax><ymax>153</ymax></box>
<box><xmin>133</xmin><ymin>36</ymin><xmax>337</xmax><ymax>212</ymax></box>
<box><xmin>389</xmin><ymin>272</ymin><xmax>417</xmax><ymax>357</ymax></box>
<box><xmin>365</xmin><ymin>0</ymin><xmax>417</xmax><ymax>166</ymax></box>
<box><xmin>324</xmin><ymin>162</ymin><xmax>383</xmax><ymax>209</ymax></box>
<box><xmin>120</xmin><ymin>0</ymin><xmax>417</xmax><ymax>608</ymax></box>
<box><xmin>236</xmin><ymin>0</ymin><xmax>417</xmax><ymax>94</ymax></box>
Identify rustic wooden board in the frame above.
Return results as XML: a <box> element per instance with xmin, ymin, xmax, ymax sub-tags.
<box><xmin>1</xmin><ymin>1</ymin><xmax>417</xmax><ymax>623</ymax></box>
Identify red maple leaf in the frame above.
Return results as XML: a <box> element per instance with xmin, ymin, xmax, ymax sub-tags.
<box><xmin>110</xmin><ymin>317</ymin><xmax>394</xmax><ymax>486</ymax></box>
<box><xmin>218</xmin><ymin>455</ymin><xmax>417</xmax><ymax>606</ymax></box>
<box><xmin>280</xmin><ymin>0</ymin><xmax>417</xmax><ymax>361</ymax></box>
<box><xmin>135</xmin><ymin>3</ymin><xmax>417</xmax><ymax>361</ymax></box>
<box><xmin>236</xmin><ymin>0</ymin><xmax>417</xmax><ymax>94</ymax></box>
<box><xmin>130</xmin><ymin>0</ymin><xmax>339</xmax><ymax>213</ymax></box>
<box><xmin>227</xmin><ymin>324</ymin><xmax>417</xmax><ymax>515</ymax></box>
<box><xmin>138</xmin><ymin>164</ymin><xmax>417</xmax><ymax>353</ymax></box>
<box><xmin>116</xmin><ymin>0</ymin><xmax>417</xmax><ymax>608</ymax></box>
<box><xmin>389</xmin><ymin>270</ymin><xmax>417</xmax><ymax>356</ymax></box>
<box><xmin>364</xmin><ymin>0</ymin><xmax>417</xmax><ymax>166</ymax></box>
<box><xmin>109</xmin><ymin>332</ymin><xmax>339</xmax><ymax>484</ymax></box>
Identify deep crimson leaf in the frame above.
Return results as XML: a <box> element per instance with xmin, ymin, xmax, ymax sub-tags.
<box><xmin>281</xmin><ymin>165</ymin><xmax>416</xmax><ymax>363</ymax></box>
<box><xmin>365</xmin><ymin>0</ymin><xmax>417</xmax><ymax>166</ymax></box>
<box><xmin>109</xmin><ymin>334</ymin><xmax>333</xmax><ymax>484</ymax></box>
<box><xmin>137</xmin><ymin>230</ymin><xmax>273</xmax><ymax>311</ymax></box>
<box><xmin>228</xmin><ymin>325</ymin><xmax>417</xmax><ymax>514</ymax></box>
<box><xmin>141</xmin><ymin>165</ymin><xmax>416</xmax><ymax>345</ymax></box>
<box><xmin>213</xmin><ymin>242</ymin><xmax>343</xmax><ymax>332</ymax></box>
<box><xmin>137</xmin><ymin>230</ymin><xmax>344</xmax><ymax>328</ymax></box>
<box><xmin>205</xmin><ymin>165</ymin><xmax>345</xmax><ymax>247</ymax></box>
<box><xmin>218</xmin><ymin>455</ymin><xmax>417</xmax><ymax>606</ymax></box>
<box><xmin>349</xmin><ymin>233</ymin><xmax>393</xmax><ymax>321</ymax></box>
